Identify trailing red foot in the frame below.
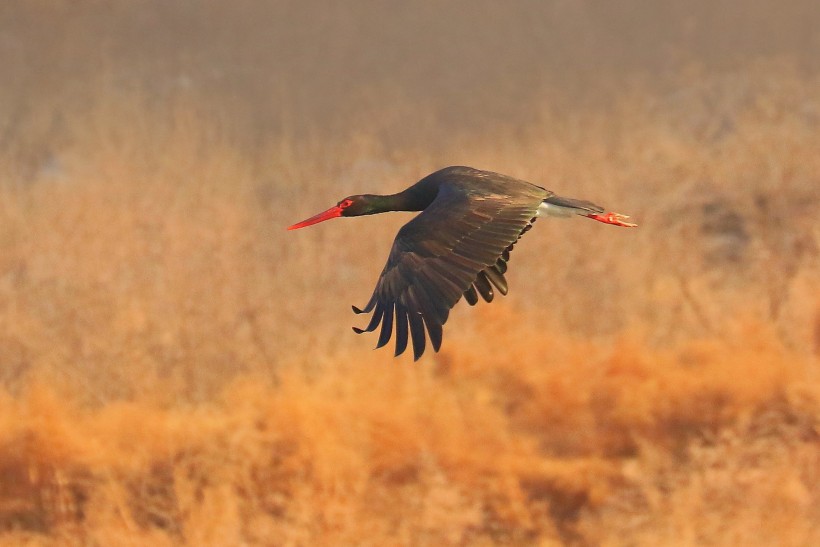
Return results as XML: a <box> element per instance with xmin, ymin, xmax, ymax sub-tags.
<box><xmin>586</xmin><ymin>212</ymin><xmax>637</xmax><ymax>227</ymax></box>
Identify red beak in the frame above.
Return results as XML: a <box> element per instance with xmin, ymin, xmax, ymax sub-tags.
<box><xmin>287</xmin><ymin>204</ymin><xmax>344</xmax><ymax>230</ymax></box>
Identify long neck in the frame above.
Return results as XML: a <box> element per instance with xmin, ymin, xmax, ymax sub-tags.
<box><xmin>374</xmin><ymin>177</ymin><xmax>440</xmax><ymax>213</ymax></box>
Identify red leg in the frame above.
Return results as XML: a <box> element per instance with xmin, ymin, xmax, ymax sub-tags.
<box><xmin>586</xmin><ymin>212</ymin><xmax>637</xmax><ymax>227</ymax></box>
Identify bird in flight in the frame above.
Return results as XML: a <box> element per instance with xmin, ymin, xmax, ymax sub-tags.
<box><xmin>288</xmin><ymin>166</ymin><xmax>636</xmax><ymax>360</ymax></box>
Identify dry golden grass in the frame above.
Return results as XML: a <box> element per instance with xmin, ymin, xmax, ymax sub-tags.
<box><xmin>1</xmin><ymin>3</ymin><xmax>820</xmax><ymax>545</ymax></box>
<box><xmin>0</xmin><ymin>324</ymin><xmax>817</xmax><ymax>545</ymax></box>
<box><xmin>0</xmin><ymin>74</ymin><xmax>817</xmax><ymax>544</ymax></box>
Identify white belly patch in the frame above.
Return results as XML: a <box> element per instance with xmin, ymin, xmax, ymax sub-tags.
<box><xmin>536</xmin><ymin>201</ymin><xmax>575</xmax><ymax>218</ymax></box>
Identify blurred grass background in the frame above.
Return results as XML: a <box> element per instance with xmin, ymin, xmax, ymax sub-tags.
<box><xmin>0</xmin><ymin>1</ymin><xmax>819</xmax><ymax>545</ymax></box>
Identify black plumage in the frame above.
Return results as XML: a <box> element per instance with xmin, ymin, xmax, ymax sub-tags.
<box><xmin>289</xmin><ymin>165</ymin><xmax>636</xmax><ymax>360</ymax></box>
<box><xmin>350</xmin><ymin>167</ymin><xmax>548</xmax><ymax>360</ymax></box>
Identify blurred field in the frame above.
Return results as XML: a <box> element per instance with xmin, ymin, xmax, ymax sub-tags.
<box><xmin>1</xmin><ymin>2</ymin><xmax>820</xmax><ymax>546</ymax></box>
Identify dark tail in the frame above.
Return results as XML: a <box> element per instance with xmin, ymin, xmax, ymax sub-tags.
<box><xmin>541</xmin><ymin>195</ymin><xmax>604</xmax><ymax>217</ymax></box>
<box><xmin>542</xmin><ymin>195</ymin><xmax>637</xmax><ymax>227</ymax></box>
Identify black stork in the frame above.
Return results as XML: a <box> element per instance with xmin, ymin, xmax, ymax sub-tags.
<box><xmin>288</xmin><ymin>166</ymin><xmax>636</xmax><ymax>360</ymax></box>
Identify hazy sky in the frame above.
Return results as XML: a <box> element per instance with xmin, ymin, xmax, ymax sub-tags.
<box><xmin>2</xmin><ymin>1</ymin><xmax>819</xmax><ymax>141</ymax></box>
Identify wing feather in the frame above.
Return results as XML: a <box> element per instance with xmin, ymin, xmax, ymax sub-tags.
<box><xmin>484</xmin><ymin>265</ymin><xmax>508</xmax><ymax>295</ymax></box>
<box><xmin>464</xmin><ymin>285</ymin><xmax>479</xmax><ymax>306</ymax></box>
<box><xmin>394</xmin><ymin>303</ymin><xmax>410</xmax><ymax>357</ymax></box>
<box><xmin>407</xmin><ymin>309</ymin><xmax>426</xmax><ymax>360</ymax></box>
<box><xmin>376</xmin><ymin>302</ymin><xmax>394</xmax><ymax>348</ymax></box>
<box><xmin>473</xmin><ymin>272</ymin><xmax>494</xmax><ymax>303</ymax></box>
<box><xmin>353</xmin><ymin>302</ymin><xmax>384</xmax><ymax>333</ymax></box>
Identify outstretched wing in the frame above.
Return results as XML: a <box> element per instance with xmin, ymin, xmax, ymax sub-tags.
<box><xmin>353</xmin><ymin>179</ymin><xmax>547</xmax><ymax>360</ymax></box>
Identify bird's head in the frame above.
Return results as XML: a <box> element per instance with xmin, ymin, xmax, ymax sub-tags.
<box><xmin>287</xmin><ymin>195</ymin><xmax>381</xmax><ymax>230</ymax></box>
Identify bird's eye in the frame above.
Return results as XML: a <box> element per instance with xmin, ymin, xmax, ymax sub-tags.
<box><xmin>339</xmin><ymin>199</ymin><xmax>354</xmax><ymax>209</ymax></box>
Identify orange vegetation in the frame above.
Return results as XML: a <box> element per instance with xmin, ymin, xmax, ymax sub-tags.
<box><xmin>1</xmin><ymin>85</ymin><xmax>818</xmax><ymax>542</ymax></box>
<box><xmin>1</xmin><ymin>3</ymin><xmax>820</xmax><ymax>545</ymax></box>
<box><xmin>0</xmin><ymin>320</ymin><xmax>817</xmax><ymax>545</ymax></box>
